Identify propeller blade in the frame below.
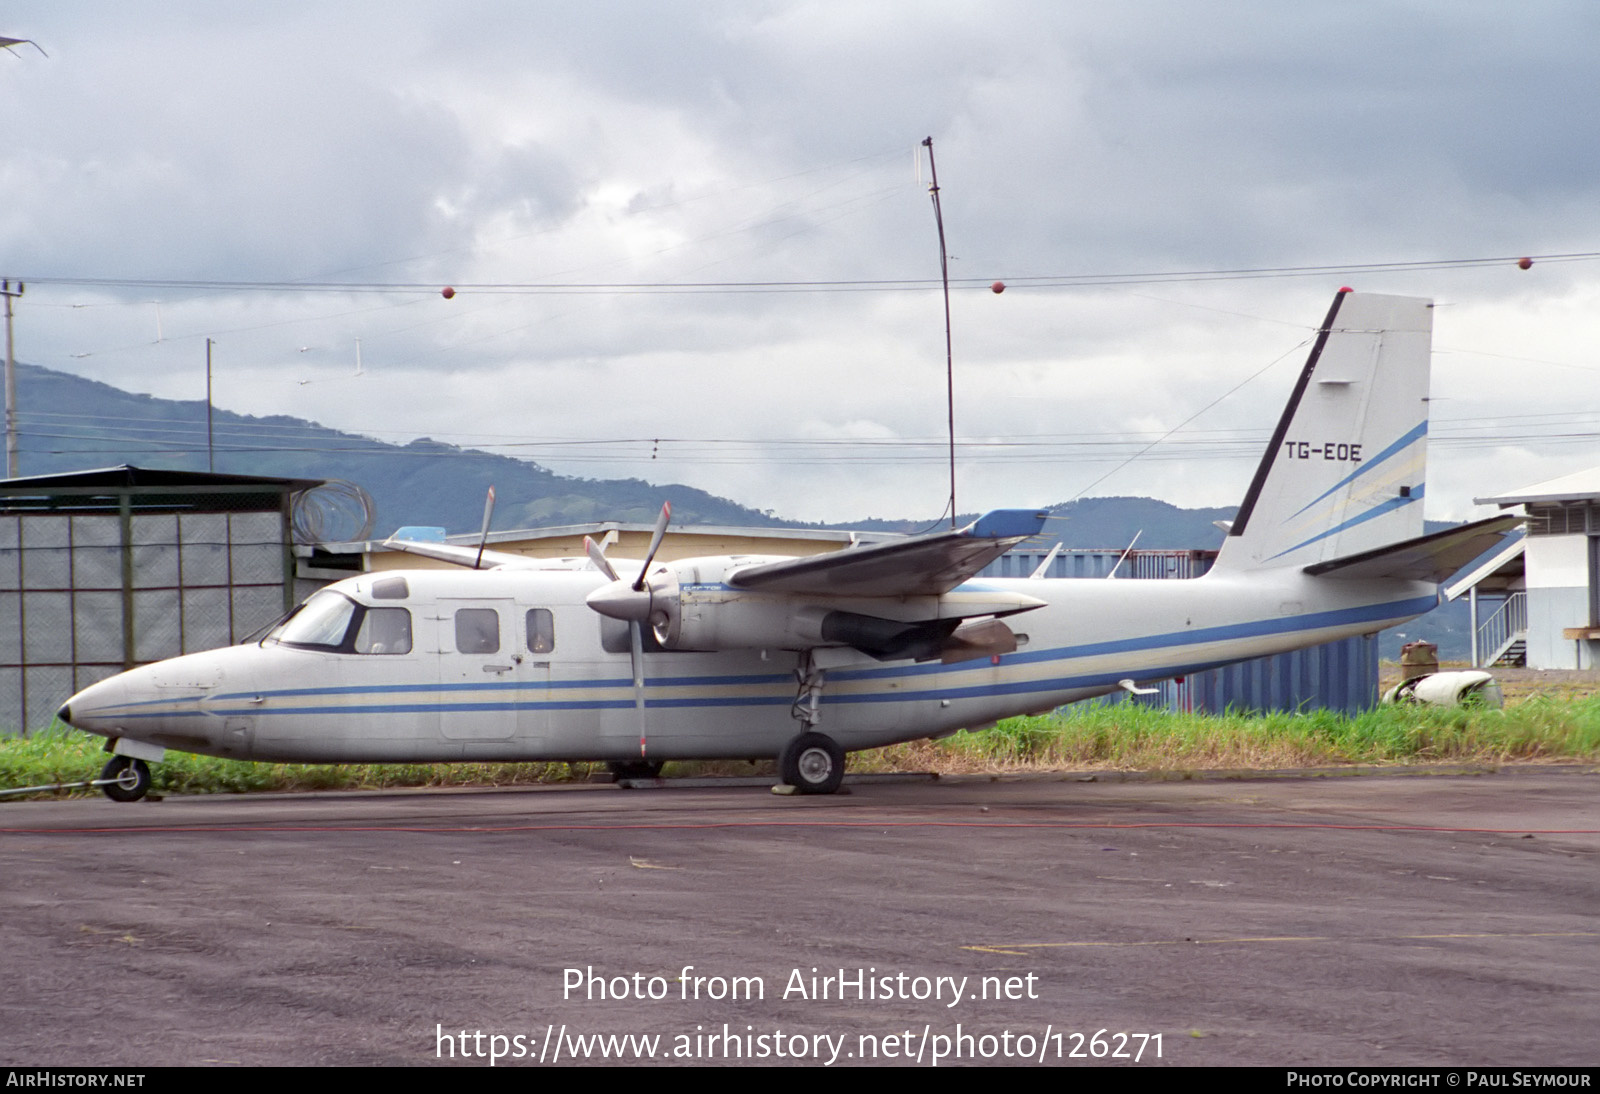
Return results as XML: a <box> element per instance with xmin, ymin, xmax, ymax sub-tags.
<box><xmin>473</xmin><ymin>485</ymin><xmax>496</xmax><ymax>569</ymax></box>
<box><xmin>630</xmin><ymin>620</ymin><xmax>647</xmax><ymax>758</ymax></box>
<box><xmin>590</xmin><ymin>501</ymin><xmax>670</xmax><ymax>761</ymax></box>
<box><xmin>584</xmin><ymin>535</ymin><xmax>621</xmax><ymax>582</ymax></box>
<box><xmin>632</xmin><ymin>501</ymin><xmax>672</xmax><ymax>591</ymax></box>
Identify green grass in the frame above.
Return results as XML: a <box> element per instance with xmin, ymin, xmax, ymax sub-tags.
<box><xmin>5</xmin><ymin>698</ymin><xmax>1598</xmax><ymax>802</ymax></box>
<box><xmin>855</xmin><ymin>695</ymin><xmax>1600</xmax><ymax>774</ymax></box>
<box><xmin>0</xmin><ymin>723</ymin><xmax>607</xmax><ymax>801</ymax></box>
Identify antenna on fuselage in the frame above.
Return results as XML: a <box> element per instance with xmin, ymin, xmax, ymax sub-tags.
<box><xmin>1107</xmin><ymin>530</ymin><xmax>1142</xmax><ymax>579</ymax></box>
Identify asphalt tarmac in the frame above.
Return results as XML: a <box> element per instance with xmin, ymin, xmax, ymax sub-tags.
<box><xmin>2</xmin><ymin>767</ymin><xmax>1596</xmax><ymax>1067</ymax></box>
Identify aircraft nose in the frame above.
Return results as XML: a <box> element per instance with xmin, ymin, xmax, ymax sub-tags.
<box><xmin>57</xmin><ymin>674</ymin><xmax>132</xmax><ymax>735</ymax></box>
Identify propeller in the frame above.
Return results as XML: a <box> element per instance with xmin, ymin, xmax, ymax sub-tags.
<box><xmin>585</xmin><ymin>502</ymin><xmax>671</xmax><ymax>624</ymax></box>
<box><xmin>473</xmin><ymin>485</ymin><xmax>496</xmax><ymax>569</ymax></box>
<box><xmin>583</xmin><ymin>502</ymin><xmax>672</xmax><ymax>761</ymax></box>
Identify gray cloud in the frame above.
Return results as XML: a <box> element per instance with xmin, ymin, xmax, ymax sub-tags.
<box><xmin>1</xmin><ymin>1</ymin><xmax>1596</xmax><ymax>524</ymax></box>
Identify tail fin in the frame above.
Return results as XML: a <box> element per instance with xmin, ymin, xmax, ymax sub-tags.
<box><xmin>1213</xmin><ymin>290</ymin><xmax>1432</xmax><ymax>572</ymax></box>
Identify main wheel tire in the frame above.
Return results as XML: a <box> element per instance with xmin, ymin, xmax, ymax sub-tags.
<box><xmin>100</xmin><ymin>756</ymin><xmax>151</xmax><ymax>803</ymax></box>
<box><xmin>607</xmin><ymin>760</ymin><xmax>664</xmax><ymax>781</ymax></box>
<box><xmin>778</xmin><ymin>732</ymin><xmax>845</xmax><ymax>795</ymax></box>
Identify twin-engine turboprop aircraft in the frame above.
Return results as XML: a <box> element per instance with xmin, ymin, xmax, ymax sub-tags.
<box><xmin>61</xmin><ymin>291</ymin><xmax>1516</xmax><ymax>799</ymax></box>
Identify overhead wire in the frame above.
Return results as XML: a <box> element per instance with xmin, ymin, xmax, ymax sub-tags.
<box><xmin>18</xmin><ymin>250</ymin><xmax>1600</xmax><ymax>297</ymax></box>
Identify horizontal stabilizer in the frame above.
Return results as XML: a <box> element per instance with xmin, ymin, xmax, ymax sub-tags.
<box><xmin>1302</xmin><ymin>514</ymin><xmax>1522</xmax><ymax>583</ymax></box>
<box><xmin>728</xmin><ymin>509</ymin><xmax>1048</xmax><ymax>597</ymax></box>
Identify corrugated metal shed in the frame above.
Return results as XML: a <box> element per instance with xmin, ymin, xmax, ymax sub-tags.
<box><xmin>0</xmin><ymin>466</ymin><xmax>319</xmax><ymax>733</ymax></box>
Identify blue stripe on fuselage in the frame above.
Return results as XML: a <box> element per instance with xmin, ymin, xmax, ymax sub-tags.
<box><xmin>83</xmin><ymin>593</ymin><xmax>1433</xmax><ymax>720</ymax></box>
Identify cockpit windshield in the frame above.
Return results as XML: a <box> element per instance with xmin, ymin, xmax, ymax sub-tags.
<box><xmin>267</xmin><ymin>591</ymin><xmax>414</xmax><ymax>655</ymax></box>
<box><xmin>271</xmin><ymin>591</ymin><xmax>358</xmax><ymax>648</ymax></box>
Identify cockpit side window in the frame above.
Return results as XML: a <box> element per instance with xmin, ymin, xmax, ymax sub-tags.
<box><xmin>354</xmin><ymin>607</ymin><xmax>413</xmax><ymax>654</ymax></box>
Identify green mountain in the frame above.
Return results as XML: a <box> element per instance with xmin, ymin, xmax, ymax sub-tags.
<box><xmin>15</xmin><ymin>362</ymin><xmax>791</xmax><ymax>535</ymax></box>
<box><xmin>13</xmin><ymin>362</ymin><xmax>1240</xmax><ymax>547</ymax></box>
<box><xmin>12</xmin><ymin>361</ymin><xmax>1475</xmax><ymax>657</ymax></box>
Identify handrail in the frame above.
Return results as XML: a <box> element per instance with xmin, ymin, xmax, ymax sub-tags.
<box><xmin>1476</xmin><ymin>591</ymin><xmax>1527</xmax><ymax>666</ymax></box>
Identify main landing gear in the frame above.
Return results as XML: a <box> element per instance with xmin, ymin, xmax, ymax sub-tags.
<box><xmin>606</xmin><ymin>760</ymin><xmax>664</xmax><ymax>781</ymax></box>
<box><xmin>99</xmin><ymin>755</ymin><xmax>152</xmax><ymax>803</ymax></box>
<box><xmin>778</xmin><ymin>731</ymin><xmax>845</xmax><ymax>795</ymax></box>
<box><xmin>777</xmin><ymin>652</ymin><xmax>846</xmax><ymax>795</ymax></box>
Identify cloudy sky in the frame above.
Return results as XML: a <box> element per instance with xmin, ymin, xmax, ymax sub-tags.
<box><xmin>2</xmin><ymin>2</ymin><xmax>1598</xmax><ymax>525</ymax></box>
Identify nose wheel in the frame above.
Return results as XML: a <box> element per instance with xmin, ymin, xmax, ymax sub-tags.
<box><xmin>99</xmin><ymin>756</ymin><xmax>152</xmax><ymax>803</ymax></box>
<box><xmin>778</xmin><ymin>732</ymin><xmax>845</xmax><ymax>795</ymax></box>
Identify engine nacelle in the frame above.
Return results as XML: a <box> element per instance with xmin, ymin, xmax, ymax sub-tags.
<box><xmin>587</xmin><ymin>555</ymin><xmax>1045</xmax><ymax>659</ymax></box>
<box><xmin>649</xmin><ymin>558</ymin><xmax>1040</xmax><ymax>660</ymax></box>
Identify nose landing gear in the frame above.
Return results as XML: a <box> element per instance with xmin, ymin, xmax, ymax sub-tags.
<box><xmin>100</xmin><ymin>755</ymin><xmax>152</xmax><ymax>803</ymax></box>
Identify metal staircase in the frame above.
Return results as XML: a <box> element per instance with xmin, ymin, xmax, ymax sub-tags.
<box><xmin>1477</xmin><ymin>592</ymin><xmax>1527</xmax><ymax>668</ymax></box>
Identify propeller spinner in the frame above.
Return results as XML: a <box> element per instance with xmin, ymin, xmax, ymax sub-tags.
<box><xmin>584</xmin><ymin>502</ymin><xmax>672</xmax><ymax>625</ymax></box>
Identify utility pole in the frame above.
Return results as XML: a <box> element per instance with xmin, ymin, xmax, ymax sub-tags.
<box><xmin>205</xmin><ymin>338</ymin><xmax>215</xmax><ymax>472</ymax></box>
<box><xmin>2</xmin><ymin>279</ymin><xmax>23</xmax><ymax>479</ymax></box>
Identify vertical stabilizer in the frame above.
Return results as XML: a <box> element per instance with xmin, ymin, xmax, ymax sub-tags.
<box><xmin>1213</xmin><ymin>290</ymin><xmax>1432</xmax><ymax>572</ymax></box>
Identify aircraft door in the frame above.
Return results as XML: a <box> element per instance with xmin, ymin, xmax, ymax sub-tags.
<box><xmin>437</xmin><ymin>598</ymin><xmax>522</xmax><ymax>740</ymax></box>
<box><xmin>517</xmin><ymin>607</ymin><xmax>555</xmax><ymax>744</ymax></box>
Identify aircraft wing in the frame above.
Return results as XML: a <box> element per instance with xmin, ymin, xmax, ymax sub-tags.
<box><xmin>726</xmin><ymin>509</ymin><xmax>1048</xmax><ymax>597</ymax></box>
<box><xmin>382</xmin><ymin>536</ymin><xmax>579</xmax><ymax>571</ymax></box>
<box><xmin>1302</xmin><ymin>514</ymin><xmax>1523</xmax><ymax>583</ymax></box>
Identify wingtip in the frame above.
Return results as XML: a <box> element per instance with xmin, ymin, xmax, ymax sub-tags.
<box><xmin>968</xmin><ymin>509</ymin><xmax>1051</xmax><ymax>539</ymax></box>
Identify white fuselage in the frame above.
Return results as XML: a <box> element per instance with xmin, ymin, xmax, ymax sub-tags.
<box><xmin>61</xmin><ymin>564</ymin><xmax>1436</xmax><ymax>765</ymax></box>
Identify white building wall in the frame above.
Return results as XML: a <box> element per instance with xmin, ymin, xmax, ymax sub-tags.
<box><xmin>1527</xmin><ymin>587</ymin><xmax>1593</xmax><ymax>668</ymax></box>
<box><xmin>1525</xmin><ymin>534</ymin><xmax>1587</xmax><ymax>588</ymax></box>
<box><xmin>1524</xmin><ymin>534</ymin><xmax>1595</xmax><ymax>669</ymax></box>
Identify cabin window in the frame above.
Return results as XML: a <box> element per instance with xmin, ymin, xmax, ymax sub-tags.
<box><xmin>455</xmin><ymin>608</ymin><xmax>500</xmax><ymax>654</ymax></box>
<box><xmin>370</xmin><ymin>576</ymin><xmax>409</xmax><ymax>600</ymax></box>
<box><xmin>273</xmin><ymin>591</ymin><xmax>358</xmax><ymax>649</ymax></box>
<box><xmin>354</xmin><ymin>608</ymin><xmax>412</xmax><ymax>654</ymax></box>
<box><xmin>526</xmin><ymin>608</ymin><xmax>555</xmax><ymax>653</ymax></box>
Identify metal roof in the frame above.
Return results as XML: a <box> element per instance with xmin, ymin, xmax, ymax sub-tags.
<box><xmin>1441</xmin><ymin>532</ymin><xmax>1526</xmax><ymax>601</ymax></box>
<box><xmin>1475</xmin><ymin>466</ymin><xmax>1600</xmax><ymax>507</ymax></box>
<box><xmin>0</xmin><ymin>464</ymin><xmax>323</xmax><ymax>514</ymax></box>
<box><xmin>0</xmin><ymin>465</ymin><xmax>322</xmax><ymax>492</ymax></box>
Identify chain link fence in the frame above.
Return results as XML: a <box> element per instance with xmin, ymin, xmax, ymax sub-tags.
<box><xmin>0</xmin><ymin>485</ymin><xmax>299</xmax><ymax>734</ymax></box>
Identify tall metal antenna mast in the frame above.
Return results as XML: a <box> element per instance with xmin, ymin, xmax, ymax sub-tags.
<box><xmin>922</xmin><ymin>137</ymin><xmax>957</xmax><ymax>530</ymax></box>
